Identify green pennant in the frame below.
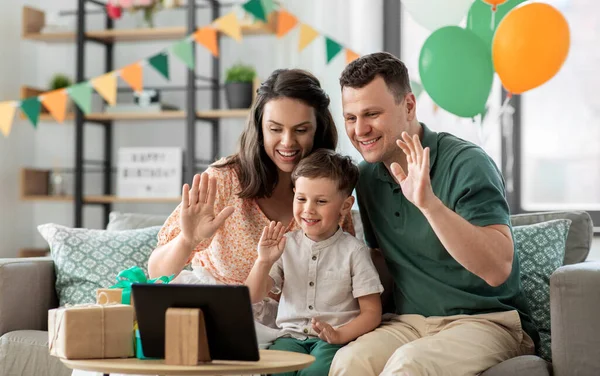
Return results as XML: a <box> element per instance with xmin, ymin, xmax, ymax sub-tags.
<box><xmin>260</xmin><ymin>0</ymin><xmax>277</xmax><ymax>15</ymax></box>
<box><xmin>325</xmin><ymin>37</ymin><xmax>343</xmax><ymax>63</ymax></box>
<box><xmin>21</xmin><ymin>97</ymin><xmax>41</xmax><ymax>128</ymax></box>
<box><xmin>148</xmin><ymin>53</ymin><xmax>170</xmax><ymax>80</ymax></box>
<box><xmin>172</xmin><ymin>39</ymin><xmax>195</xmax><ymax>71</ymax></box>
<box><xmin>410</xmin><ymin>80</ymin><xmax>423</xmax><ymax>99</ymax></box>
<box><xmin>243</xmin><ymin>0</ymin><xmax>267</xmax><ymax>22</ymax></box>
<box><xmin>69</xmin><ymin>82</ymin><xmax>93</xmax><ymax>114</ymax></box>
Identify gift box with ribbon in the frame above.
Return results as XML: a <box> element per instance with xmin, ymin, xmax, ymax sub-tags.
<box><xmin>48</xmin><ymin>304</ymin><xmax>134</xmax><ymax>360</ymax></box>
<box><xmin>109</xmin><ymin>266</ymin><xmax>174</xmax><ymax>305</ymax></box>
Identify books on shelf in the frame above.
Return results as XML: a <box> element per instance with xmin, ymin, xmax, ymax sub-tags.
<box><xmin>117</xmin><ymin>147</ymin><xmax>182</xmax><ymax>199</ymax></box>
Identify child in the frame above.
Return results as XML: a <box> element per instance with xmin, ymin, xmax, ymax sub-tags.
<box><xmin>245</xmin><ymin>149</ymin><xmax>383</xmax><ymax>376</ymax></box>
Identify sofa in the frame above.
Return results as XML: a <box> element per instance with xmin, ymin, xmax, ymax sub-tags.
<box><xmin>0</xmin><ymin>210</ymin><xmax>598</xmax><ymax>376</ymax></box>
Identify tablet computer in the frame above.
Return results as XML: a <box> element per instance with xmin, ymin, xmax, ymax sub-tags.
<box><xmin>131</xmin><ymin>283</ymin><xmax>260</xmax><ymax>361</ymax></box>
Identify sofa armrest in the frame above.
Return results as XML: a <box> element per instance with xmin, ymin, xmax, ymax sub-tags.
<box><xmin>550</xmin><ymin>262</ymin><xmax>600</xmax><ymax>376</ymax></box>
<box><xmin>0</xmin><ymin>257</ymin><xmax>58</xmax><ymax>337</ymax></box>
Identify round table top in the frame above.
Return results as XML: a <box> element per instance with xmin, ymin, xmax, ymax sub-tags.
<box><xmin>60</xmin><ymin>349</ymin><xmax>315</xmax><ymax>375</ymax></box>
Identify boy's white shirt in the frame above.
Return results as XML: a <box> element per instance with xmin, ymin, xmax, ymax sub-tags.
<box><xmin>269</xmin><ymin>227</ymin><xmax>384</xmax><ymax>340</ymax></box>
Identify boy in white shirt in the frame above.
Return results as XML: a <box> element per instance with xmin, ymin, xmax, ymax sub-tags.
<box><xmin>245</xmin><ymin>149</ymin><xmax>384</xmax><ymax>376</ymax></box>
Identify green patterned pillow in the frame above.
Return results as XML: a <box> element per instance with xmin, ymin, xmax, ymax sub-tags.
<box><xmin>514</xmin><ymin>219</ymin><xmax>571</xmax><ymax>361</ymax></box>
<box><xmin>38</xmin><ymin>223</ymin><xmax>161</xmax><ymax>307</ymax></box>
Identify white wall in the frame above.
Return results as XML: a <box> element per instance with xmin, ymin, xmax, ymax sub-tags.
<box><xmin>1</xmin><ymin>0</ymin><xmax>382</xmax><ymax>249</ymax></box>
<box><xmin>0</xmin><ymin>0</ymin><xmax>36</xmax><ymax>257</ymax></box>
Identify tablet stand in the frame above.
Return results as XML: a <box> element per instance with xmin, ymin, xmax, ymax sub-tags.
<box><xmin>165</xmin><ymin>308</ymin><xmax>211</xmax><ymax>365</ymax></box>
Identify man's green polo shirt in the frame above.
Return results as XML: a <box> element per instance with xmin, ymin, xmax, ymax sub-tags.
<box><xmin>356</xmin><ymin>123</ymin><xmax>537</xmax><ymax>342</ymax></box>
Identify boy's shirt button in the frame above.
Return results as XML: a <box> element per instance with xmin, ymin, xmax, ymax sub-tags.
<box><xmin>309</xmin><ymin>281</ymin><xmax>314</xmax><ymax>286</ymax></box>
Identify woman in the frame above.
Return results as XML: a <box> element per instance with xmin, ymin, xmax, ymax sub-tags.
<box><xmin>148</xmin><ymin>69</ymin><xmax>354</xmax><ymax>318</ymax></box>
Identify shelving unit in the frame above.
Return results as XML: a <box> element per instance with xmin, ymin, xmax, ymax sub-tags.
<box><xmin>21</xmin><ymin>2</ymin><xmax>273</xmax><ymax>228</ymax></box>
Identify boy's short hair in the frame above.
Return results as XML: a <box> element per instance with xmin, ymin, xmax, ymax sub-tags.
<box><xmin>291</xmin><ymin>149</ymin><xmax>359</xmax><ymax>197</ymax></box>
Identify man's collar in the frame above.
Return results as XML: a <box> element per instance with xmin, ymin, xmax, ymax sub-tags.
<box><xmin>374</xmin><ymin>123</ymin><xmax>438</xmax><ymax>183</ymax></box>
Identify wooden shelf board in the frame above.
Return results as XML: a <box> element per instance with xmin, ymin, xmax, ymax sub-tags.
<box><xmin>21</xmin><ymin>195</ymin><xmax>181</xmax><ymax>204</ymax></box>
<box><xmin>30</xmin><ymin>110</ymin><xmax>248</xmax><ymax>122</ymax></box>
<box><xmin>23</xmin><ymin>25</ymin><xmax>274</xmax><ymax>43</ymax></box>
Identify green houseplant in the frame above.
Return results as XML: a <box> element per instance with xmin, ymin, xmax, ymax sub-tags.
<box><xmin>49</xmin><ymin>74</ymin><xmax>72</xmax><ymax>91</ymax></box>
<box><xmin>224</xmin><ymin>63</ymin><xmax>256</xmax><ymax>109</ymax></box>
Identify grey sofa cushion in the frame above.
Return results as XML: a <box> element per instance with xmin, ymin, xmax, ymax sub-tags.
<box><xmin>510</xmin><ymin>210</ymin><xmax>592</xmax><ymax>265</ymax></box>
<box><xmin>0</xmin><ymin>330</ymin><xmax>71</xmax><ymax>376</ymax></box>
<box><xmin>481</xmin><ymin>355</ymin><xmax>551</xmax><ymax>376</ymax></box>
<box><xmin>106</xmin><ymin>211</ymin><xmax>167</xmax><ymax>231</ymax></box>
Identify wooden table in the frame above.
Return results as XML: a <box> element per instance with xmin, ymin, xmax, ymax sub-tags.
<box><xmin>61</xmin><ymin>349</ymin><xmax>315</xmax><ymax>375</ymax></box>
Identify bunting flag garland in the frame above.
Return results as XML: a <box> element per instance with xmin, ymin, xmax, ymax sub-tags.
<box><xmin>69</xmin><ymin>83</ymin><xmax>93</xmax><ymax>115</ymax></box>
<box><xmin>21</xmin><ymin>97</ymin><xmax>42</xmax><ymax>128</ymax></box>
<box><xmin>243</xmin><ymin>0</ymin><xmax>267</xmax><ymax>22</ymax></box>
<box><xmin>325</xmin><ymin>37</ymin><xmax>343</xmax><ymax>63</ymax></box>
<box><xmin>194</xmin><ymin>27</ymin><xmax>219</xmax><ymax>57</ymax></box>
<box><xmin>120</xmin><ymin>63</ymin><xmax>144</xmax><ymax>93</ymax></box>
<box><xmin>410</xmin><ymin>80</ymin><xmax>424</xmax><ymax>99</ymax></box>
<box><xmin>277</xmin><ymin>9</ymin><xmax>298</xmax><ymax>38</ymax></box>
<box><xmin>346</xmin><ymin>49</ymin><xmax>360</xmax><ymax>65</ymax></box>
<box><xmin>0</xmin><ymin>102</ymin><xmax>16</xmax><ymax>137</ymax></box>
<box><xmin>148</xmin><ymin>53</ymin><xmax>170</xmax><ymax>80</ymax></box>
<box><xmin>92</xmin><ymin>73</ymin><xmax>118</xmax><ymax>106</ymax></box>
<box><xmin>298</xmin><ymin>24</ymin><xmax>319</xmax><ymax>51</ymax></box>
<box><xmin>41</xmin><ymin>89</ymin><xmax>69</xmax><ymax>123</ymax></box>
<box><xmin>171</xmin><ymin>39</ymin><xmax>195</xmax><ymax>70</ymax></box>
<box><xmin>1</xmin><ymin>2</ymin><xmax>363</xmax><ymax>137</ymax></box>
<box><xmin>213</xmin><ymin>12</ymin><xmax>242</xmax><ymax>42</ymax></box>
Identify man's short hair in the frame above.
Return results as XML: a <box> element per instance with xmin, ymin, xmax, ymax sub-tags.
<box><xmin>339</xmin><ymin>51</ymin><xmax>412</xmax><ymax>104</ymax></box>
<box><xmin>291</xmin><ymin>149</ymin><xmax>359</xmax><ymax>197</ymax></box>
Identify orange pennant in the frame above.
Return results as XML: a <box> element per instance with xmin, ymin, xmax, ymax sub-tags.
<box><xmin>92</xmin><ymin>73</ymin><xmax>117</xmax><ymax>106</ymax></box>
<box><xmin>277</xmin><ymin>10</ymin><xmax>298</xmax><ymax>38</ymax></box>
<box><xmin>120</xmin><ymin>63</ymin><xmax>143</xmax><ymax>93</ymax></box>
<box><xmin>298</xmin><ymin>24</ymin><xmax>319</xmax><ymax>51</ymax></box>
<box><xmin>41</xmin><ymin>90</ymin><xmax>69</xmax><ymax>123</ymax></box>
<box><xmin>213</xmin><ymin>12</ymin><xmax>242</xmax><ymax>42</ymax></box>
<box><xmin>346</xmin><ymin>49</ymin><xmax>360</xmax><ymax>65</ymax></box>
<box><xmin>0</xmin><ymin>102</ymin><xmax>16</xmax><ymax>137</ymax></box>
<box><xmin>194</xmin><ymin>27</ymin><xmax>219</xmax><ymax>57</ymax></box>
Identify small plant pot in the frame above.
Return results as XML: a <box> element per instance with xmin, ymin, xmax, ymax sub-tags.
<box><xmin>225</xmin><ymin>82</ymin><xmax>253</xmax><ymax>109</ymax></box>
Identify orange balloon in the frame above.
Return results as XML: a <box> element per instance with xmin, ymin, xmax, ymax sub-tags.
<box><xmin>483</xmin><ymin>0</ymin><xmax>507</xmax><ymax>11</ymax></box>
<box><xmin>492</xmin><ymin>2</ymin><xmax>570</xmax><ymax>94</ymax></box>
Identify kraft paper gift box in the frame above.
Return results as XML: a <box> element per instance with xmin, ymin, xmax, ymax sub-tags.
<box><xmin>48</xmin><ymin>304</ymin><xmax>134</xmax><ymax>359</ymax></box>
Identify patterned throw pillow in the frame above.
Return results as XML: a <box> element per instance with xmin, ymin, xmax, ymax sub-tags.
<box><xmin>38</xmin><ymin>223</ymin><xmax>161</xmax><ymax>307</ymax></box>
<box><xmin>514</xmin><ymin>219</ymin><xmax>571</xmax><ymax>361</ymax></box>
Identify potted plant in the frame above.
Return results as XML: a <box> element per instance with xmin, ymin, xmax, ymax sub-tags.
<box><xmin>224</xmin><ymin>63</ymin><xmax>256</xmax><ymax>109</ymax></box>
<box><xmin>49</xmin><ymin>74</ymin><xmax>72</xmax><ymax>91</ymax></box>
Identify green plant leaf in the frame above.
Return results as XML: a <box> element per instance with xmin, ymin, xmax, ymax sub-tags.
<box><xmin>225</xmin><ymin>63</ymin><xmax>256</xmax><ymax>83</ymax></box>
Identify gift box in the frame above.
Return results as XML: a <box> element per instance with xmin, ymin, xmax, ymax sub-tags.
<box><xmin>48</xmin><ymin>304</ymin><xmax>134</xmax><ymax>359</ymax></box>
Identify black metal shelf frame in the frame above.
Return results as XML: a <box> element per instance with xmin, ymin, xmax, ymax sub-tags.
<box><xmin>74</xmin><ymin>0</ymin><xmax>222</xmax><ymax>227</ymax></box>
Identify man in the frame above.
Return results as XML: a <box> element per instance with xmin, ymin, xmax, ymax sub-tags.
<box><xmin>330</xmin><ymin>52</ymin><xmax>537</xmax><ymax>375</ymax></box>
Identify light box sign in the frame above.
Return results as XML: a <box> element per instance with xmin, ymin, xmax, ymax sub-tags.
<box><xmin>117</xmin><ymin>147</ymin><xmax>182</xmax><ymax>198</ymax></box>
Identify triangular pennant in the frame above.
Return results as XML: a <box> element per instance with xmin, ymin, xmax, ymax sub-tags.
<box><xmin>242</xmin><ymin>0</ymin><xmax>267</xmax><ymax>22</ymax></box>
<box><xmin>69</xmin><ymin>82</ymin><xmax>93</xmax><ymax>115</ymax></box>
<box><xmin>148</xmin><ymin>53</ymin><xmax>170</xmax><ymax>80</ymax></box>
<box><xmin>92</xmin><ymin>73</ymin><xmax>118</xmax><ymax>106</ymax></box>
<box><xmin>346</xmin><ymin>49</ymin><xmax>360</xmax><ymax>65</ymax></box>
<box><xmin>172</xmin><ymin>39</ymin><xmax>196</xmax><ymax>70</ymax></box>
<box><xmin>193</xmin><ymin>27</ymin><xmax>219</xmax><ymax>57</ymax></box>
<box><xmin>298</xmin><ymin>24</ymin><xmax>319</xmax><ymax>51</ymax></box>
<box><xmin>410</xmin><ymin>80</ymin><xmax>423</xmax><ymax>99</ymax></box>
<box><xmin>0</xmin><ymin>102</ymin><xmax>17</xmax><ymax>137</ymax></box>
<box><xmin>120</xmin><ymin>63</ymin><xmax>143</xmax><ymax>93</ymax></box>
<box><xmin>276</xmin><ymin>9</ymin><xmax>298</xmax><ymax>38</ymax></box>
<box><xmin>325</xmin><ymin>37</ymin><xmax>343</xmax><ymax>63</ymax></box>
<box><xmin>21</xmin><ymin>97</ymin><xmax>42</xmax><ymax>128</ymax></box>
<box><xmin>41</xmin><ymin>89</ymin><xmax>68</xmax><ymax>123</ymax></box>
<box><xmin>213</xmin><ymin>12</ymin><xmax>242</xmax><ymax>42</ymax></box>
<box><xmin>260</xmin><ymin>0</ymin><xmax>277</xmax><ymax>15</ymax></box>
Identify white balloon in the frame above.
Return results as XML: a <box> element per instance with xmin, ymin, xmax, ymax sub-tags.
<box><xmin>402</xmin><ymin>0</ymin><xmax>475</xmax><ymax>31</ymax></box>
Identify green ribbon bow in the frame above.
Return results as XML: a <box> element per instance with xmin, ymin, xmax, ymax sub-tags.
<box><xmin>110</xmin><ymin>266</ymin><xmax>174</xmax><ymax>304</ymax></box>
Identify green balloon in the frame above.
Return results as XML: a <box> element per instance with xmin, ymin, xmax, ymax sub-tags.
<box><xmin>419</xmin><ymin>26</ymin><xmax>493</xmax><ymax>118</ymax></box>
<box><xmin>467</xmin><ymin>0</ymin><xmax>527</xmax><ymax>51</ymax></box>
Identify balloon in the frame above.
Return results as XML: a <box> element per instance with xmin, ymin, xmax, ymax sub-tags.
<box><xmin>419</xmin><ymin>26</ymin><xmax>494</xmax><ymax>118</ymax></box>
<box><xmin>483</xmin><ymin>0</ymin><xmax>508</xmax><ymax>11</ymax></box>
<box><xmin>401</xmin><ymin>0</ymin><xmax>475</xmax><ymax>31</ymax></box>
<box><xmin>467</xmin><ymin>0</ymin><xmax>527</xmax><ymax>51</ymax></box>
<box><xmin>492</xmin><ymin>2</ymin><xmax>570</xmax><ymax>94</ymax></box>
